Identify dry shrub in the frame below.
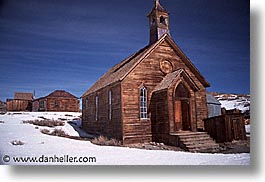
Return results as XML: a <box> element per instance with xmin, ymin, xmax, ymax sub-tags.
<box><xmin>65</xmin><ymin>114</ymin><xmax>73</xmax><ymax>117</ymax></box>
<box><xmin>91</xmin><ymin>135</ymin><xmax>121</xmax><ymax>146</ymax></box>
<box><xmin>0</xmin><ymin>120</ymin><xmax>4</xmax><ymax>124</ymax></box>
<box><xmin>23</xmin><ymin>119</ymin><xmax>65</xmax><ymax>127</ymax></box>
<box><xmin>50</xmin><ymin>129</ymin><xmax>68</xmax><ymax>137</ymax></box>
<box><xmin>11</xmin><ymin>140</ymin><xmax>25</xmax><ymax>145</ymax></box>
<box><xmin>38</xmin><ymin>116</ymin><xmax>48</xmax><ymax>120</ymax></box>
<box><xmin>40</xmin><ymin>128</ymin><xmax>50</xmax><ymax>135</ymax></box>
<box><xmin>58</xmin><ymin>118</ymin><xmax>67</xmax><ymax>121</ymax></box>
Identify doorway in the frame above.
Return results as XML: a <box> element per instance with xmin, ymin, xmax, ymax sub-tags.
<box><xmin>174</xmin><ymin>83</ymin><xmax>191</xmax><ymax>131</ymax></box>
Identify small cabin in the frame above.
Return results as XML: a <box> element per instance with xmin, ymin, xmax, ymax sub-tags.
<box><xmin>33</xmin><ymin>90</ymin><xmax>80</xmax><ymax>112</ymax></box>
<box><xmin>6</xmin><ymin>92</ymin><xmax>33</xmax><ymax>111</ymax></box>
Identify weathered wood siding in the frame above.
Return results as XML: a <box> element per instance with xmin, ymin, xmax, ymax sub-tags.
<box><xmin>82</xmin><ymin>83</ymin><xmax>123</xmax><ymax>141</ymax></box>
<box><xmin>45</xmin><ymin>98</ymin><xmax>79</xmax><ymax>112</ymax></box>
<box><xmin>158</xmin><ymin>41</ymin><xmax>208</xmax><ymax>129</ymax></box>
<box><xmin>33</xmin><ymin>98</ymin><xmax>79</xmax><ymax>112</ymax></box>
<box><xmin>6</xmin><ymin>100</ymin><xmax>32</xmax><ymax>111</ymax></box>
<box><xmin>204</xmin><ymin>113</ymin><xmax>247</xmax><ymax>142</ymax></box>
<box><xmin>150</xmin><ymin>90</ymin><xmax>170</xmax><ymax>143</ymax></box>
<box><xmin>121</xmin><ymin>40</ymin><xmax>208</xmax><ymax>144</ymax></box>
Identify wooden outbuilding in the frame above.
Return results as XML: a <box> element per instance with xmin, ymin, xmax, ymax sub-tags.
<box><xmin>206</xmin><ymin>93</ymin><xmax>221</xmax><ymax>118</ymax></box>
<box><xmin>81</xmin><ymin>0</ymin><xmax>215</xmax><ymax>149</ymax></box>
<box><xmin>204</xmin><ymin>113</ymin><xmax>247</xmax><ymax>142</ymax></box>
<box><xmin>0</xmin><ymin>100</ymin><xmax>7</xmax><ymax>114</ymax></box>
<box><xmin>33</xmin><ymin>90</ymin><xmax>79</xmax><ymax>112</ymax></box>
<box><xmin>6</xmin><ymin>92</ymin><xmax>33</xmax><ymax>111</ymax></box>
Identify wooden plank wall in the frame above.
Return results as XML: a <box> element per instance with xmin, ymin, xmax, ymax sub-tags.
<box><xmin>150</xmin><ymin>90</ymin><xmax>170</xmax><ymax>143</ymax></box>
<box><xmin>204</xmin><ymin>113</ymin><xmax>247</xmax><ymax>143</ymax></box>
<box><xmin>45</xmin><ymin>98</ymin><xmax>79</xmax><ymax>112</ymax></box>
<box><xmin>82</xmin><ymin>83</ymin><xmax>123</xmax><ymax>141</ymax></box>
<box><xmin>121</xmin><ymin>40</ymin><xmax>208</xmax><ymax>144</ymax></box>
<box><xmin>6</xmin><ymin>100</ymin><xmax>32</xmax><ymax>111</ymax></box>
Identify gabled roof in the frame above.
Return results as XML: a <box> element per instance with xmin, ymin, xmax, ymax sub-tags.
<box><xmin>82</xmin><ymin>34</ymin><xmax>210</xmax><ymax>97</ymax></box>
<box><xmin>35</xmin><ymin>90</ymin><xmax>78</xmax><ymax>100</ymax></box>
<box><xmin>14</xmin><ymin>92</ymin><xmax>33</xmax><ymax>101</ymax></box>
<box><xmin>46</xmin><ymin>90</ymin><xmax>78</xmax><ymax>99</ymax></box>
<box><xmin>153</xmin><ymin>69</ymin><xmax>199</xmax><ymax>92</ymax></box>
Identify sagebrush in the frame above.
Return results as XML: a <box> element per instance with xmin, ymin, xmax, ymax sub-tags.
<box><xmin>91</xmin><ymin>135</ymin><xmax>121</xmax><ymax>146</ymax></box>
<box><xmin>23</xmin><ymin>119</ymin><xmax>65</xmax><ymax>127</ymax></box>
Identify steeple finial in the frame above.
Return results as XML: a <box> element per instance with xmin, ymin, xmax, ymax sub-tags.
<box><xmin>155</xmin><ymin>0</ymin><xmax>159</xmax><ymax>7</ymax></box>
<box><xmin>148</xmin><ymin>0</ymin><xmax>170</xmax><ymax>44</ymax></box>
<box><xmin>153</xmin><ymin>0</ymin><xmax>168</xmax><ymax>13</ymax></box>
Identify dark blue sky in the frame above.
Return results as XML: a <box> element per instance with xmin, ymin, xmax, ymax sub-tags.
<box><xmin>0</xmin><ymin>0</ymin><xmax>250</xmax><ymax>101</ymax></box>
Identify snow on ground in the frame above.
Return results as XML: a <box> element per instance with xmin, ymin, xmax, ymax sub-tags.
<box><xmin>245</xmin><ymin>125</ymin><xmax>250</xmax><ymax>137</ymax></box>
<box><xmin>219</xmin><ymin>100</ymin><xmax>250</xmax><ymax>113</ymax></box>
<box><xmin>0</xmin><ymin>112</ymin><xmax>250</xmax><ymax>165</ymax></box>
<box><xmin>215</xmin><ymin>94</ymin><xmax>250</xmax><ymax>113</ymax></box>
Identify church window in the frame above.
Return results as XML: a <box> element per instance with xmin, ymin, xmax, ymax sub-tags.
<box><xmin>109</xmin><ymin>90</ymin><xmax>112</xmax><ymax>120</ymax></box>
<box><xmin>95</xmin><ymin>96</ymin><xmax>98</xmax><ymax>121</ymax></box>
<box><xmin>140</xmin><ymin>87</ymin><xmax>148</xmax><ymax>119</ymax></box>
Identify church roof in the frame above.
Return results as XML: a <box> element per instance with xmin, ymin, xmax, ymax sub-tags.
<box><xmin>153</xmin><ymin>69</ymin><xmax>199</xmax><ymax>92</ymax></box>
<box><xmin>82</xmin><ymin>34</ymin><xmax>210</xmax><ymax>97</ymax></box>
<box><xmin>153</xmin><ymin>69</ymin><xmax>183</xmax><ymax>92</ymax></box>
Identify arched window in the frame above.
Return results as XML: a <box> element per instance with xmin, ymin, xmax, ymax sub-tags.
<box><xmin>109</xmin><ymin>90</ymin><xmax>112</xmax><ymax>120</ymax></box>
<box><xmin>140</xmin><ymin>87</ymin><xmax>148</xmax><ymax>119</ymax></box>
<box><xmin>95</xmin><ymin>96</ymin><xmax>98</xmax><ymax>121</ymax></box>
<box><xmin>160</xmin><ymin>16</ymin><xmax>166</xmax><ymax>25</ymax></box>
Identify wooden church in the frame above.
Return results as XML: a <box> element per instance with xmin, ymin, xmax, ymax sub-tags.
<box><xmin>82</xmin><ymin>0</ymin><xmax>219</xmax><ymax>151</ymax></box>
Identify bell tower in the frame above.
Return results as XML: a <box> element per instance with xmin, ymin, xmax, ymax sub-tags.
<box><xmin>147</xmin><ymin>0</ymin><xmax>170</xmax><ymax>44</ymax></box>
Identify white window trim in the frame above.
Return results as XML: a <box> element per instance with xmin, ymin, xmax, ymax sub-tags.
<box><xmin>109</xmin><ymin>90</ymin><xmax>112</xmax><ymax>120</ymax></box>
<box><xmin>95</xmin><ymin>96</ymin><xmax>98</xmax><ymax>121</ymax></box>
<box><xmin>140</xmin><ymin>87</ymin><xmax>148</xmax><ymax>119</ymax></box>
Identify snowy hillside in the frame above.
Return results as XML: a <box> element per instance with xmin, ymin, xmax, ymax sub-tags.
<box><xmin>212</xmin><ymin>93</ymin><xmax>250</xmax><ymax>114</ymax></box>
<box><xmin>0</xmin><ymin>112</ymin><xmax>250</xmax><ymax>165</ymax></box>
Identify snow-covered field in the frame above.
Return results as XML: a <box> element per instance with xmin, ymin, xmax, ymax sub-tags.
<box><xmin>215</xmin><ymin>94</ymin><xmax>250</xmax><ymax>113</ymax></box>
<box><xmin>0</xmin><ymin>112</ymin><xmax>250</xmax><ymax>165</ymax></box>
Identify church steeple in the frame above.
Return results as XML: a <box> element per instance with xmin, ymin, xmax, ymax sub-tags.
<box><xmin>147</xmin><ymin>0</ymin><xmax>170</xmax><ymax>44</ymax></box>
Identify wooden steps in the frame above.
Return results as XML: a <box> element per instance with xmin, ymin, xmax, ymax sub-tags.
<box><xmin>171</xmin><ymin>131</ymin><xmax>220</xmax><ymax>153</ymax></box>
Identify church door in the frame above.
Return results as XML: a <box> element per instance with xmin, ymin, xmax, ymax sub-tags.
<box><xmin>174</xmin><ymin>83</ymin><xmax>191</xmax><ymax>131</ymax></box>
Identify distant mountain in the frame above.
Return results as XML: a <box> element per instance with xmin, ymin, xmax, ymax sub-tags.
<box><xmin>208</xmin><ymin>92</ymin><xmax>250</xmax><ymax>116</ymax></box>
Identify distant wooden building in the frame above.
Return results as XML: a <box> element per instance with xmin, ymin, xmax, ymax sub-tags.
<box><xmin>6</xmin><ymin>92</ymin><xmax>33</xmax><ymax>111</ymax></box>
<box><xmin>206</xmin><ymin>93</ymin><xmax>221</xmax><ymax>118</ymax></box>
<box><xmin>81</xmin><ymin>1</ymin><xmax>214</xmax><ymax>149</ymax></box>
<box><xmin>33</xmin><ymin>90</ymin><xmax>79</xmax><ymax>112</ymax></box>
<box><xmin>0</xmin><ymin>100</ymin><xmax>7</xmax><ymax>114</ymax></box>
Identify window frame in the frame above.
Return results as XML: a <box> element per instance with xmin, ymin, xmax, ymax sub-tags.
<box><xmin>139</xmin><ymin>86</ymin><xmax>148</xmax><ymax>120</ymax></box>
<box><xmin>108</xmin><ymin>90</ymin><xmax>112</xmax><ymax>121</ymax></box>
<box><xmin>95</xmin><ymin>95</ymin><xmax>98</xmax><ymax>121</ymax></box>
<box><xmin>54</xmin><ymin>100</ymin><xmax>59</xmax><ymax>108</ymax></box>
<box><xmin>39</xmin><ymin>100</ymin><xmax>45</xmax><ymax>109</ymax></box>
